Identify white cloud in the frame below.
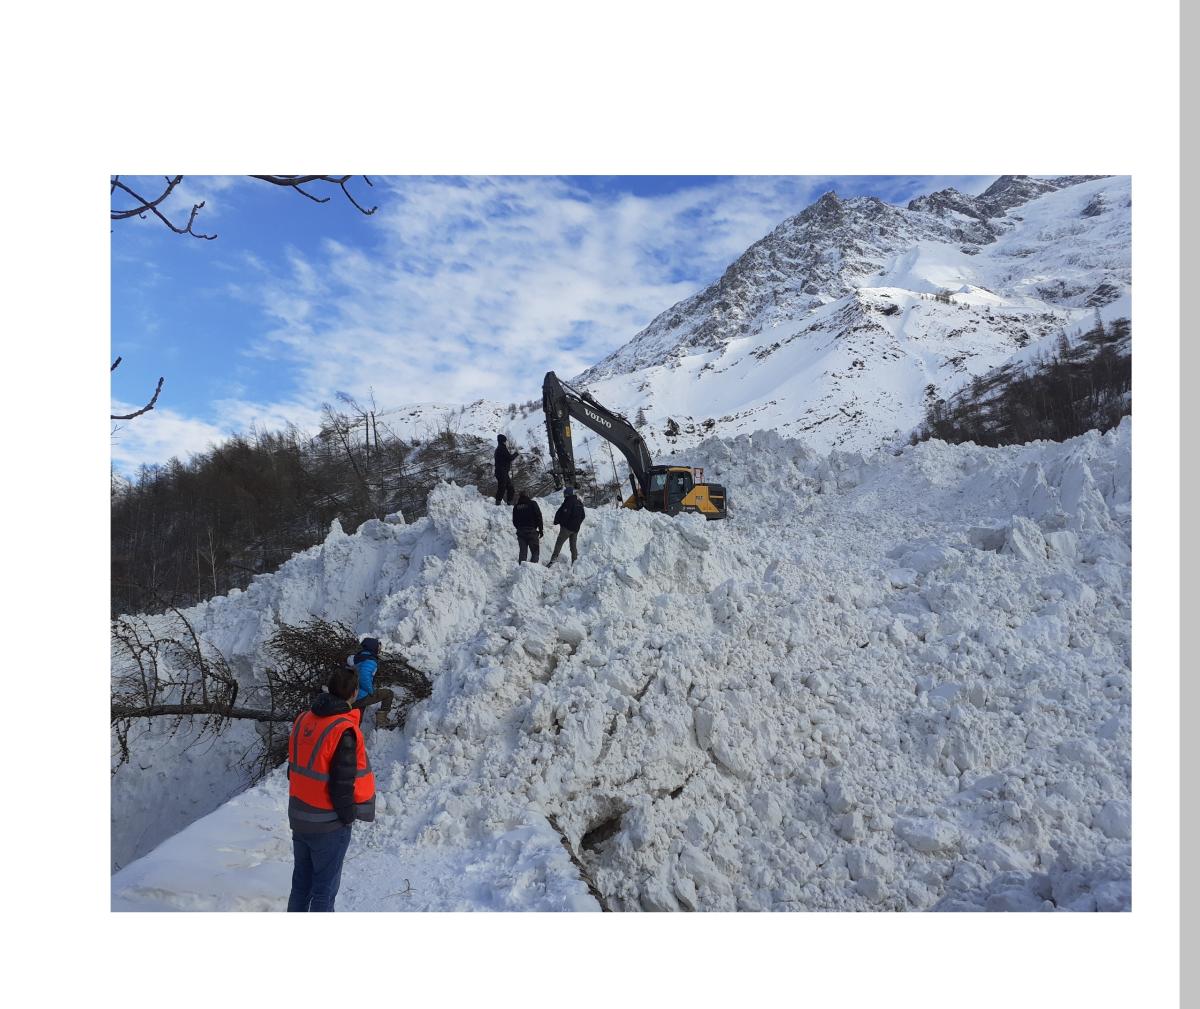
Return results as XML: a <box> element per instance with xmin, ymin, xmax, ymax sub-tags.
<box><xmin>110</xmin><ymin>403</ymin><xmax>231</xmax><ymax>473</ymax></box>
<box><xmin>237</xmin><ymin>175</ymin><xmax>855</xmax><ymax>418</ymax></box>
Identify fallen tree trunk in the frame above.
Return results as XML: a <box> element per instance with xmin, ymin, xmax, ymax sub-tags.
<box><xmin>546</xmin><ymin>814</ymin><xmax>613</xmax><ymax>912</ymax></box>
<box><xmin>111</xmin><ymin>703</ymin><xmax>292</xmax><ymax>722</ymax></box>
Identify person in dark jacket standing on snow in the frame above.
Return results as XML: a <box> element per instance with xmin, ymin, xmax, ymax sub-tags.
<box><xmin>494</xmin><ymin>434</ymin><xmax>519</xmax><ymax>505</ymax></box>
<box><xmin>286</xmin><ymin>668</ymin><xmax>376</xmax><ymax>912</ymax></box>
<box><xmin>512</xmin><ymin>491</ymin><xmax>544</xmax><ymax>563</ymax></box>
<box><xmin>547</xmin><ymin>486</ymin><xmax>586</xmax><ymax>566</ymax></box>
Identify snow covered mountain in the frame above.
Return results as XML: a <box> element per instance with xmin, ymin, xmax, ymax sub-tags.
<box><xmin>331</xmin><ymin>176</ymin><xmax>1130</xmax><ymax>470</ymax></box>
<box><xmin>573</xmin><ymin>174</ymin><xmax>1130</xmax><ymax>454</ymax></box>
<box><xmin>113</xmin><ymin>422</ymin><xmax>1131</xmax><ymax>911</ymax></box>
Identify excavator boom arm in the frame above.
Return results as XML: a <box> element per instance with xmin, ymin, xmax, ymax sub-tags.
<box><xmin>542</xmin><ymin>371</ymin><xmax>654</xmax><ymax>499</ymax></box>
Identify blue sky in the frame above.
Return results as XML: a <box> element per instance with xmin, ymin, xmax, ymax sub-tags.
<box><xmin>111</xmin><ymin>174</ymin><xmax>995</xmax><ymax>472</ymax></box>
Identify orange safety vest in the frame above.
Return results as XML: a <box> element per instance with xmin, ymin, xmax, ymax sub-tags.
<box><xmin>287</xmin><ymin>706</ymin><xmax>376</xmax><ymax>831</ymax></box>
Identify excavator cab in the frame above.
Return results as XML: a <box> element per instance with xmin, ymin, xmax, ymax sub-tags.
<box><xmin>665</xmin><ymin>468</ymin><xmax>693</xmax><ymax>512</ymax></box>
<box><xmin>632</xmin><ymin>465</ymin><xmax>726</xmax><ymax>519</ymax></box>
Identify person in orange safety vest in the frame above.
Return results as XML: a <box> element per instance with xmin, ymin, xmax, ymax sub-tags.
<box><xmin>286</xmin><ymin>668</ymin><xmax>376</xmax><ymax>911</ymax></box>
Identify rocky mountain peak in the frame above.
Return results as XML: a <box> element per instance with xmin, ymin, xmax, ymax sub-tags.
<box><xmin>578</xmin><ymin>175</ymin><xmax>1125</xmax><ymax>393</ymax></box>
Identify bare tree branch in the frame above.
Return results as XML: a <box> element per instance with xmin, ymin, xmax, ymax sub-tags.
<box><xmin>110</xmin><ymin>175</ymin><xmax>182</xmax><ymax>220</ymax></box>
<box><xmin>111</xmin><ymin>175</ymin><xmax>376</xmax><ymax>244</ymax></box>
<box><xmin>111</xmin><ymin>375</ymin><xmax>164</xmax><ymax>420</ymax></box>
<box><xmin>249</xmin><ymin>175</ymin><xmax>331</xmax><ymax>204</ymax></box>
<box><xmin>111</xmin><ymin>176</ymin><xmax>217</xmax><ymax>239</ymax></box>
<box><xmin>339</xmin><ymin>175</ymin><xmax>377</xmax><ymax>216</ymax></box>
<box><xmin>248</xmin><ymin>175</ymin><xmax>377</xmax><ymax>215</ymax></box>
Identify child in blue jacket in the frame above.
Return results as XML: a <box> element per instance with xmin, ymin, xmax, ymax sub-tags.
<box><xmin>348</xmin><ymin>637</ymin><xmax>381</xmax><ymax>700</ymax></box>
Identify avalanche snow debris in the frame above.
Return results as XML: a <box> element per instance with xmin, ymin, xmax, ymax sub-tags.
<box><xmin>113</xmin><ymin>420</ymin><xmax>1131</xmax><ymax>911</ymax></box>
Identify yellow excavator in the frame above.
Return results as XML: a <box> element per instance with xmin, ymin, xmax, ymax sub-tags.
<box><xmin>542</xmin><ymin>372</ymin><xmax>728</xmax><ymax>519</ymax></box>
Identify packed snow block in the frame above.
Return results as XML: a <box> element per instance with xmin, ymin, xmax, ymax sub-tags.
<box><xmin>974</xmin><ymin>841</ymin><xmax>1034</xmax><ymax>873</ymax></box>
<box><xmin>357</xmin><ymin>518</ymin><xmax>393</xmax><ymax>541</ymax></box>
<box><xmin>678</xmin><ymin>844</ymin><xmax>733</xmax><ymax>897</ymax></box>
<box><xmin>928</xmin><ymin>681</ymin><xmax>964</xmax><ymax>704</ymax></box>
<box><xmin>894</xmin><ymin>816</ymin><xmax>961</xmax><ymax>853</ymax></box>
<box><xmin>855</xmin><ymin>876</ymin><xmax>885</xmax><ymax>901</ymax></box>
<box><xmin>823</xmin><ymin>779</ymin><xmax>855</xmax><ymax>813</ymax></box>
<box><xmin>835</xmin><ymin>811</ymin><xmax>864</xmax><ymax>841</ymax></box>
<box><xmin>1090</xmin><ymin>879</ymin><xmax>1133</xmax><ymax>912</ymax></box>
<box><xmin>384</xmin><ymin>510</ymin><xmax>406</xmax><ymax>525</ymax></box>
<box><xmin>750</xmin><ymin>791</ymin><xmax>785</xmax><ymax>829</ymax></box>
<box><xmin>1044</xmin><ymin>529</ymin><xmax>1079</xmax><ymax>560</ymax></box>
<box><xmin>521</xmin><ymin>634</ymin><xmax>550</xmax><ymax>659</ymax></box>
<box><xmin>1098</xmin><ymin>714</ymin><xmax>1129</xmax><ymax>742</ymax></box>
<box><xmin>984</xmin><ymin>885</ymin><xmax>1048</xmax><ymax>912</ymax></box>
<box><xmin>1039</xmin><ymin>572</ymin><xmax>1096</xmax><ymax>609</ymax></box>
<box><xmin>1058</xmin><ymin>459</ymin><xmax>1111</xmax><ymax>532</ymax></box>
<box><xmin>1092</xmin><ymin>799</ymin><xmax>1132</xmax><ymax>841</ymax></box>
<box><xmin>845</xmin><ymin>848</ymin><xmax>892</xmax><ymax>882</ymax></box>
<box><xmin>1001</xmin><ymin>516</ymin><xmax>1047</xmax><ymax>562</ymax></box>
<box><xmin>1081</xmin><ymin>536</ymin><xmax>1131</xmax><ymax>566</ymax></box>
<box><xmin>711</xmin><ymin>735</ymin><xmax>752</xmax><ymax>779</ymax></box>
<box><xmin>676</xmin><ymin>515</ymin><xmax>712</xmax><ymax>551</ymax></box>
<box><xmin>693</xmin><ymin>707</ymin><xmax>716</xmax><ymax>752</ymax></box>
<box><xmin>967</xmin><ymin>525</ymin><xmax>1007</xmax><ymax>552</ymax></box>
<box><xmin>557</xmin><ymin>619</ymin><xmax>587</xmax><ymax>648</ymax></box>
<box><xmin>1019</xmin><ymin>463</ymin><xmax>1064</xmax><ymax>525</ymax></box>
<box><xmin>900</xmin><ymin>543</ymin><xmax>962</xmax><ymax>575</ymax></box>
<box><xmin>426</xmin><ymin>483</ymin><xmax>491</xmax><ymax>548</ymax></box>
<box><xmin>673</xmin><ymin>876</ymin><xmax>700</xmax><ymax>911</ymax></box>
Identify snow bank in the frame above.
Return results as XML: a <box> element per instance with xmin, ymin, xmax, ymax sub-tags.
<box><xmin>113</xmin><ymin>420</ymin><xmax>1131</xmax><ymax>911</ymax></box>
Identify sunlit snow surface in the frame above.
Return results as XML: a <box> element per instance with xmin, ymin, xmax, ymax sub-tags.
<box><xmin>113</xmin><ymin>421</ymin><xmax>1131</xmax><ymax>911</ymax></box>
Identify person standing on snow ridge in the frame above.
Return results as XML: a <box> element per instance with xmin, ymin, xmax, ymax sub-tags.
<box><xmin>494</xmin><ymin>434</ymin><xmax>519</xmax><ymax>506</ymax></box>
<box><xmin>286</xmin><ymin>668</ymin><xmax>376</xmax><ymax>912</ymax></box>
<box><xmin>347</xmin><ymin>637</ymin><xmax>393</xmax><ymax>730</ymax></box>
<box><xmin>547</xmin><ymin>486</ymin><xmax>586</xmax><ymax>566</ymax></box>
<box><xmin>512</xmin><ymin>491</ymin><xmax>544</xmax><ymax>563</ymax></box>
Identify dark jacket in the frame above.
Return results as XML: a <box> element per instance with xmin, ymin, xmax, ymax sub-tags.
<box><xmin>512</xmin><ymin>498</ymin><xmax>543</xmax><ymax>534</ymax></box>
<box><xmin>553</xmin><ymin>496</ymin><xmax>586</xmax><ymax>533</ymax></box>
<box><xmin>494</xmin><ymin>443</ymin><xmax>518</xmax><ymax>478</ymax></box>
<box><xmin>293</xmin><ymin>691</ymin><xmax>360</xmax><ymax>827</ymax></box>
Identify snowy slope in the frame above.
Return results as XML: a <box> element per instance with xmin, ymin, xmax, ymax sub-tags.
<box><xmin>113</xmin><ymin>421</ymin><xmax>1131</xmax><ymax>911</ymax></box>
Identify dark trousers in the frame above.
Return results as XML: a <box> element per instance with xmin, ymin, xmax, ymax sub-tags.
<box><xmin>353</xmin><ymin>687</ymin><xmax>395</xmax><ymax>731</ymax></box>
<box><xmin>287</xmin><ymin>824</ymin><xmax>352</xmax><ymax>911</ymax></box>
<box><xmin>517</xmin><ymin>528</ymin><xmax>541</xmax><ymax>563</ymax></box>
<box><xmin>495</xmin><ymin>474</ymin><xmax>515</xmax><ymax>505</ymax></box>
<box><xmin>548</xmin><ymin>528</ymin><xmax>579</xmax><ymax>564</ymax></box>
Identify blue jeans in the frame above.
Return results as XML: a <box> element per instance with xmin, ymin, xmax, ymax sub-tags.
<box><xmin>287</xmin><ymin>825</ymin><xmax>352</xmax><ymax>911</ymax></box>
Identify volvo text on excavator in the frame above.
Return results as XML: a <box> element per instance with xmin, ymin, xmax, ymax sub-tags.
<box><xmin>542</xmin><ymin>371</ymin><xmax>728</xmax><ymax>519</ymax></box>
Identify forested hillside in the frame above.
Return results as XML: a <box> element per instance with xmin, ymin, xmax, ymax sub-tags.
<box><xmin>111</xmin><ymin>409</ymin><xmax>600</xmax><ymax>615</ymax></box>
<box><xmin>918</xmin><ymin>315</ymin><xmax>1130</xmax><ymax>447</ymax></box>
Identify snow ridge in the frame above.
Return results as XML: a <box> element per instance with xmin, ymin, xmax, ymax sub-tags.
<box><xmin>113</xmin><ymin>422</ymin><xmax>1131</xmax><ymax>912</ymax></box>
